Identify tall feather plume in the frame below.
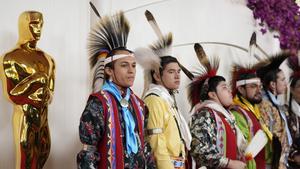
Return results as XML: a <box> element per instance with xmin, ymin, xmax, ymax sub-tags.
<box><xmin>193</xmin><ymin>43</ymin><xmax>219</xmax><ymax>78</ymax></box>
<box><xmin>145</xmin><ymin>10</ymin><xmax>163</xmax><ymax>38</ymax></box>
<box><xmin>145</xmin><ymin>10</ymin><xmax>193</xmax><ymax>80</ymax></box>
<box><xmin>149</xmin><ymin>32</ymin><xmax>173</xmax><ymax>57</ymax></box>
<box><xmin>229</xmin><ymin>32</ymin><xmax>270</xmax><ymax>96</ymax></box>
<box><xmin>249</xmin><ymin>32</ymin><xmax>269</xmax><ymax>61</ymax></box>
<box><xmin>88</xmin><ymin>11</ymin><xmax>130</xmax><ymax>92</ymax></box>
<box><xmin>134</xmin><ymin>47</ymin><xmax>161</xmax><ymax>71</ymax></box>
<box><xmin>187</xmin><ymin>43</ymin><xmax>219</xmax><ymax>108</ymax></box>
<box><xmin>92</xmin><ymin>58</ymin><xmax>105</xmax><ymax>92</ymax></box>
<box><xmin>256</xmin><ymin>52</ymin><xmax>290</xmax><ymax>79</ymax></box>
<box><xmin>89</xmin><ymin>11</ymin><xmax>130</xmax><ymax>68</ymax></box>
<box><xmin>249</xmin><ymin>32</ymin><xmax>258</xmax><ymax>60</ymax></box>
<box><xmin>134</xmin><ymin>47</ymin><xmax>160</xmax><ymax>97</ymax></box>
<box><xmin>89</xmin><ymin>1</ymin><xmax>101</xmax><ymax>18</ymax></box>
<box><xmin>178</xmin><ymin>63</ymin><xmax>194</xmax><ymax>80</ymax></box>
<box><xmin>148</xmin><ymin>33</ymin><xmax>194</xmax><ymax>80</ymax></box>
<box><xmin>194</xmin><ymin>43</ymin><xmax>211</xmax><ymax>70</ymax></box>
<box><xmin>135</xmin><ymin>33</ymin><xmax>172</xmax><ymax>96</ymax></box>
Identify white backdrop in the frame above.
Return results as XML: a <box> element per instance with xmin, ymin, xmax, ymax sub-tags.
<box><xmin>0</xmin><ymin>0</ymin><xmax>281</xmax><ymax>168</ymax></box>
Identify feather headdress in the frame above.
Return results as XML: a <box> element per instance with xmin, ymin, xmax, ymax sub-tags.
<box><xmin>143</xmin><ymin>10</ymin><xmax>194</xmax><ymax>81</ymax></box>
<box><xmin>230</xmin><ymin>64</ymin><xmax>259</xmax><ymax>96</ymax></box>
<box><xmin>256</xmin><ymin>52</ymin><xmax>290</xmax><ymax>82</ymax></box>
<box><xmin>149</xmin><ymin>32</ymin><xmax>173</xmax><ymax>57</ymax></box>
<box><xmin>230</xmin><ymin>32</ymin><xmax>262</xmax><ymax>96</ymax></box>
<box><xmin>135</xmin><ymin>33</ymin><xmax>175</xmax><ymax>96</ymax></box>
<box><xmin>88</xmin><ymin>11</ymin><xmax>131</xmax><ymax>92</ymax></box>
<box><xmin>187</xmin><ymin>43</ymin><xmax>220</xmax><ymax>108</ymax></box>
<box><xmin>134</xmin><ymin>32</ymin><xmax>172</xmax><ymax>71</ymax></box>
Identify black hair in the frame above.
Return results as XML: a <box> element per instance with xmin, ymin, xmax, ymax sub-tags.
<box><xmin>105</xmin><ymin>49</ymin><xmax>133</xmax><ymax>68</ymax></box>
<box><xmin>261</xmin><ymin>69</ymin><xmax>285</xmax><ymax>121</ymax></box>
<box><xmin>108</xmin><ymin>47</ymin><xmax>133</xmax><ymax>57</ymax></box>
<box><xmin>200</xmin><ymin>75</ymin><xmax>226</xmax><ymax>101</ymax></box>
<box><xmin>260</xmin><ymin>69</ymin><xmax>282</xmax><ymax>90</ymax></box>
<box><xmin>104</xmin><ymin>49</ymin><xmax>133</xmax><ymax>79</ymax></box>
<box><xmin>151</xmin><ymin>56</ymin><xmax>179</xmax><ymax>83</ymax></box>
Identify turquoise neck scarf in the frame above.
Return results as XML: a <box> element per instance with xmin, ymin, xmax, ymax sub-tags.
<box><xmin>102</xmin><ymin>80</ymin><xmax>138</xmax><ymax>154</ymax></box>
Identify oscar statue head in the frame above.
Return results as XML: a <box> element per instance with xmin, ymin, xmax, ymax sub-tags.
<box><xmin>18</xmin><ymin>11</ymin><xmax>43</xmax><ymax>46</ymax></box>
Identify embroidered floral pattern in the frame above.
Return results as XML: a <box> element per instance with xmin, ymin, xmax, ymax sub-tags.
<box><xmin>77</xmin><ymin>96</ymin><xmax>156</xmax><ymax>169</ymax></box>
<box><xmin>190</xmin><ymin>108</ymin><xmax>228</xmax><ymax>168</ymax></box>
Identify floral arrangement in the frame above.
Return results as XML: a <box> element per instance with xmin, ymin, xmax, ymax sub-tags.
<box><xmin>247</xmin><ymin>0</ymin><xmax>300</xmax><ymax>52</ymax></box>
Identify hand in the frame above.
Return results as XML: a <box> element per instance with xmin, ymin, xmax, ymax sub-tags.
<box><xmin>227</xmin><ymin>159</ymin><xmax>246</xmax><ymax>169</ymax></box>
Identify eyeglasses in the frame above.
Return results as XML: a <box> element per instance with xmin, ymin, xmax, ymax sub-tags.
<box><xmin>245</xmin><ymin>83</ymin><xmax>263</xmax><ymax>90</ymax></box>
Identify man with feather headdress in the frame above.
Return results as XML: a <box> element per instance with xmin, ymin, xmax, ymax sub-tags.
<box><xmin>135</xmin><ymin>33</ymin><xmax>191</xmax><ymax>169</ymax></box>
<box><xmin>188</xmin><ymin>44</ymin><xmax>247</xmax><ymax>169</ymax></box>
<box><xmin>76</xmin><ymin>11</ymin><xmax>156</xmax><ymax>169</ymax></box>
<box><xmin>230</xmin><ymin>62</ymin><xmax>272</xmax><ymax>169</ymax></box>
<box><xmin>256</xmin><ymin>52</ymin><xmax>291</xmax><ymax>169</ymax></box>
<box><xmin>228</xmin><ymin>33</ymin><xmax>278</xmax><ymax>169</ymax></box>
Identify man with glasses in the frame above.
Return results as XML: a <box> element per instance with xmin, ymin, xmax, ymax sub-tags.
<box><xmin>230</xmin><ymin>66</ymin><xmax>273</xmax><ymax>169</ymax></box>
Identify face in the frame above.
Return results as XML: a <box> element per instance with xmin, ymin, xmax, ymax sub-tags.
<box><xmin>105</xmin><ymin>51</ymin><xmax>136</xmax><ymax>88</ymax></box>
<box><xmin>238</xmin><ymin>79</ymin><xmax>263</xmax><ymax>104</ymax></box>
<box><xmin>275</xmin><ymin>71</ymin><xmax>287</xmax><ymax>95</ymax></box>
<box><xmin>158</xmin><ymin>62</ymin><xmax>181</xmax><ymax>90</ymax></box>
<box><xmin>29</xmin><ymin>17</ymin><xmax>43</xmax><ymax>40</ymax></box>
<box><xmin>291</xmin><ymin>79</ymin><xmax>300</xmax><ymax>104</ymax></box>
<box><xmin>213</xmin><ymin>81</ymin><xmax>233</xmax><ymax>107</ymax></box>
<box><xmin>19</xmin><ymin>11</ymin><xmax>43</xmax><ymax>41</ymax></box>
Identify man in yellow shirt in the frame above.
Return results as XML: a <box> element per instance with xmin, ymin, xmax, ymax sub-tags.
<box><xmin>135</xmin><ymin>33</ymin><xmax>191</xmax><ymax>169</ymax></box>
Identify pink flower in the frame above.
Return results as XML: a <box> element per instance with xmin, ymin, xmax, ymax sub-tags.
<box><xmin>247</xmin><ymin>0</ymin><xmax>300</xmax><ymax>52</ymax></box>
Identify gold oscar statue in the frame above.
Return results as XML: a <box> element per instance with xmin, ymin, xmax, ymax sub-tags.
<box><xmin>0</xmin><ymin>11</ymin><xmax>55</xmax><ymax>169</ymax></box>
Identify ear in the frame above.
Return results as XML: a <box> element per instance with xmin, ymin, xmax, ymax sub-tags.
<box><xmin>153</xmin><ymin>71</ymin><xmax>161</xmax><ymax>82</ymax></box>
<box><xmin>208</xmin><ymin>91</ymin><xmax>217</xmax><ymax>100</ymax></box>
<box><xmin>237</xmin><ymin>86</ymin><xmax>245</xmax><ymax>95</ymax></box>
<box><xmin>104</xmin><ymin>67</ymin><xmax>113</xmax><ymax>77</ymax></box>
<box><xmin>270</xmin><ymin>81</ymin><xmax>276</xmax><ymax>91</ymax></box>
